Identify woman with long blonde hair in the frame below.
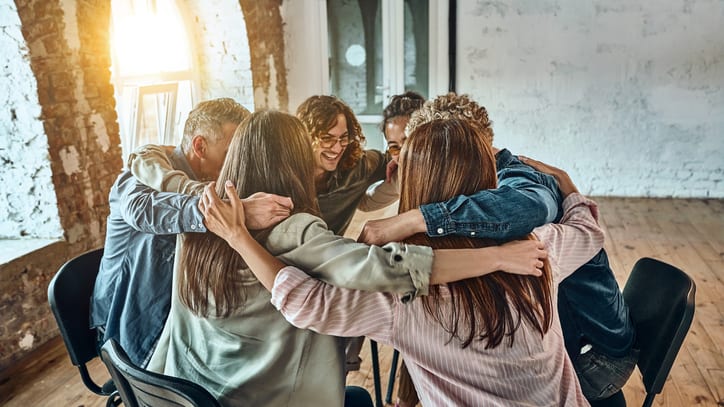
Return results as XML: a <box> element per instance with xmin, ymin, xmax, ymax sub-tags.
<box><xmin>149</xmin><ymin>111</ymin><xmax>547</xmax><ymax>407</ymax></box>
<box><xmin>203</xmin><ymin>117</ymin><xmax>602</xmax><ymax>406</ymax></box>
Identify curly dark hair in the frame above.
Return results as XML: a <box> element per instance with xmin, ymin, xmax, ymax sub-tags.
<box><xmin>407</xmin><ymin>92</ymin><xmax>494</xmax><ymax>145</ymax></box>
<box><xmin>379</xmin><ymin>91</ymin><xmax>426</xmax><ymax>133</ymax></box>
<box><xmin>296</xmin><ymin>95</ymin><xmax>364</xmax><ymax>171</ymax></box>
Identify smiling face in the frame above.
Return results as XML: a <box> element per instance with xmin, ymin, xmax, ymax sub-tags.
<box><xmin>384</xmin><ymin>116</ymin><xmax>409</xmax><ymax>163</ymax></box>
<box><xmin>312</xmin><ymin>113</ymin><xmax>348</xmax><ymax>178</ymax></box>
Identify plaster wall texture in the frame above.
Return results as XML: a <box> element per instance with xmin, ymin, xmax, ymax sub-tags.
<box><xmin>187</xmin><ymin>0</ymin><xmax>254</xmax><ymax>110</ymax></box>
<box><xmin>0</xmin><ymin>0</ymin><xmax>62</xmax><ymax>239</ymax></box>
<box><xmin>457</xmin><ymin>0</ymin><xmax>724</xmax><ymax>198</ymax></box>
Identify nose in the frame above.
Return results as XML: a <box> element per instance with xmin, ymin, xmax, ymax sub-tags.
<box><xmin>330</xmin><ymin>140</ymin><xmax>344</xmax><ymax>152</ymax></box>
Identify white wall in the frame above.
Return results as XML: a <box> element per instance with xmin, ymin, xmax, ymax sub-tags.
<box><xmin>0</xmin><ymin>0</ymin><xmax>62</xmax><ymax>239</ymax></box>
<box><xmin>281</xmin><ymin>0</ymin><xmax>329</xmax><ymax>113</ymax></box>
<box><xmin>185</xmin><ymin>0</ymin><xmax>255</xmax><ymax>110</ymax></box>
<box><xmin>457</xmin><ymin>0</ymin><xmax>724</xmax><ymax>197</ymax></box>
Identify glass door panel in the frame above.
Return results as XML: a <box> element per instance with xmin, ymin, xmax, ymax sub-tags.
<box><xmin>404</xmin><ymin>0</ymin><xmax>429</xmax><ymax>98</ymax></box>
<box><xmin>327</xmin><ymin>0</ymin><xmax>432</xmax><ymax>151</ymax></box>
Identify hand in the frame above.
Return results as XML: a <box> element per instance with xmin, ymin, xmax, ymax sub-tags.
<box><xmin>200</xmin><ymin>181</ymin><xmax>249</xmax><ymax>242</ymax></box>
<box><xmin>518</xmin><ymin>155</ymin><xmax>579</xmax><ymax>198</ymax></box>
<box><xmin>357</xmin><ymin>209</ymin><xmax>426</xmax><ymax>245</ymax></box>
<box><xmin>241</xmin><ymin>192</ymin><xmax>293</xmax><ymax>230</ymax></box>
<box><xmin>495</xmin><ymin>239</ymin><xmax>548</xmax><ymax>277</ymax></box>
<box><xmin>385</xmin><ymin>159</ymin><xmax>398</xmax><ymax>183</ymax></box>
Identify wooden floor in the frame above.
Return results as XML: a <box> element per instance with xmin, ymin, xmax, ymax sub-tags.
<box><xmin>0</xmin><ymin>197</ymin><xmax>722</xmax><ymax>406</ymax></box>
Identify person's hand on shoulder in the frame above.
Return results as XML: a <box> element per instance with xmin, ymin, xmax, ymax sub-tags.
<box><xmin>241</xmin><ymin>192</ymin><xmax>294</xmax><ymax>230</ymax></box>
<box><xmin>518</xmin><ymin>155</ymin><xmax>579</xmax><ymax>197</ymax></box>
<box><xmin>200</xmin><ymin>181</ymin><xmax>249</xmax><ymax>242</ymax></box>
<box><xmin>494</xmin><ymin>239</ymin><xmax>547</xmax><ymax>277</ymax></box>
<box><xmin>358</xmin><ymin>209</ymin><xmax>426</xmax><ymax>245</ymax></box>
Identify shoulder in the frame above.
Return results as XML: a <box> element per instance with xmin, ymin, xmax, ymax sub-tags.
<box><xmin>341</xmin><ymin>149</ymin><xmax>386</xmax><ymax>179</ymax></box>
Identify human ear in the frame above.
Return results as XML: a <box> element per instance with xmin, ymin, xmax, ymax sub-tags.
<box><xmin>192</xmin><ymin>135</ymin><xmax>207</xmax><ymax>159</ymax></box>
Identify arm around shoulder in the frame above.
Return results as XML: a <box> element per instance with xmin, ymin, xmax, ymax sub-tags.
<box><xmin>129</xmin><ymin>144</ymin><xmax>206</xmax><ymax>195</ymax></box>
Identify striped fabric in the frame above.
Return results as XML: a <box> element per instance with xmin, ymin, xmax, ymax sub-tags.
<box><xmin>272</xmin><ymin>193</ymin><xmax>601</xmax><ymax>406</ymax></box>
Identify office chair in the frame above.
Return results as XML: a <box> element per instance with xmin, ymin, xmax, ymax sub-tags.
<box><xmin>47</xmin><ymin>247</ymin><xmax>118</xmax><ymax>406</ymax></box>
<box><xmin>593</xmin><ymin>257</ymin><xmax>696</xmax><ymax>407</ymax></box>
<box><xmin>100</xmin><ymin>339</ymin><xmax>221</xmax><ymax>407</ymax></box>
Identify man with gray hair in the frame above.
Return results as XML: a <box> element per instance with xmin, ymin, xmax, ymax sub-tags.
<box><xmin>91</xmin><ymin>98</ymin><xmax>292</xmax><ymax>367</ymax></box>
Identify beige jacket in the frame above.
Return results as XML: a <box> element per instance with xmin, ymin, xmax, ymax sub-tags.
<box><xmin>148</xmin><ymin>213</ymin><xmax>433</xmax><ymax>407</ymax></box>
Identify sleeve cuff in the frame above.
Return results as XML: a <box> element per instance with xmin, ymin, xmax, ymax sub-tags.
<box><xmin>392</xmin><ymin>243</ymin><xmax>433</xmax><ymax>303</ymax></box>
<box><xmin>420</xmin><ymin>202</ymin><xmax>453</xmax><ymax>237</ymax></box>
<box><xmin>270</xmin><ymin>266</ymin><xmax>310</xmax><ymax>310</ymax></box>
<box><xmin>562</xmin><ymin>193</ymin><xmax>599</xmax><ymax>221</ymax></box>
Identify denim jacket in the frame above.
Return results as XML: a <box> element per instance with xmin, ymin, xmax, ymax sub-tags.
<box><xmin>419</xmin><ymin>149</ymin><xmax>635</xmax><ymax>359</ymax></box>
<box><xmin>90</xmin><ymin>150</ymin><xmax>206</xmax><ymax>367</ymax></box>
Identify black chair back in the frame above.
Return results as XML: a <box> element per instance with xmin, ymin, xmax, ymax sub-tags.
<box><xmin>623</xmin><ymin>257</ymin><xmax>696</xmax><ymax>407</ymax></box>
<box><xmin>47</xmin><ymin>247</ymin><xmax>116</xmax><ymax>400</ymax></box>
<box><xmin>101</xmin><ymin>339</ymin><xmax>221</xmax><ymax>407</ymax></box>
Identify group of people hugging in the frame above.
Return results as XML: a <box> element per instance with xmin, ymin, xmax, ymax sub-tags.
<box><xmin>90</xmin><ymin>91</ymin><xmax>639</xmax><ymax>406</ymax></box>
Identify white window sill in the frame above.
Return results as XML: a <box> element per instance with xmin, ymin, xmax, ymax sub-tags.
<box><xmin>0</xmin><ymin>239</ymin><xmax>62</xmax><ymax>265</ymax></box>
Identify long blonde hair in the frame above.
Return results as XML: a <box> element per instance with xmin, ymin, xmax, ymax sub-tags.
<box><xmin>180</xmin><ymin>110</ymin><xmax>319</xmax><ymax>318</ymax></box>
<box><xmin>399</xmin><ymin>119</ymin><xmax>553</xmax><ymax>348</ymax></box>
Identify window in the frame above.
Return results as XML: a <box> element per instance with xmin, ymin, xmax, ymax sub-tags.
<box><xmin>110</xmin><ymin>0</ymin><xmax>197</xmax><ymax>160</ymax></box>
<box><xmin>326</xmin><ymin>0</ymin><xmax>448</xmax><ymax>150</ymax></box>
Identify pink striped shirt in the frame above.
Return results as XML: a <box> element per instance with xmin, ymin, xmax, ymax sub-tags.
<box><xmin>271</xmin><ymin>194</ymin><xmax>601</xmax><ymax>406</ymax></box>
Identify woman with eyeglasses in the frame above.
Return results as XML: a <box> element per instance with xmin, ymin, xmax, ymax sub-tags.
<box><xmin>296</xmin><ymin>95</ymin><xmax>402</xmax><ymax>235</ymax></box>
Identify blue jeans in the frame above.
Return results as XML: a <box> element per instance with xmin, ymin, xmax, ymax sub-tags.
<box><xmin>574</xmin><ymin>345</ymin><xmax>639</xmax><ymax>401</ymax></box>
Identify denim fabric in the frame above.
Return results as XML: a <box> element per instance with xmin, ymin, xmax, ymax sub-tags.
<box><xmin>574</xmin><ymin>345</ymin><xmax>639</xmax><ymax>400</ymax></box>
<box><xmin>419</xmin><ymin>149</ymin><xmax>561</xmax><ymax>238</ymax></box>
<box><xmin>558</xmin><ymin>250</ymin><xmax>635</xmax><ymax>358</ymax></box>
<box><xmin>418</xmin><ymin>148</ymin><xmax>635</xmax><ymax>364</ymax></box>
<box><xmin>90</xmin><ymin>149</ymin><xmax>205</xmax><ymax>367</ymax></box>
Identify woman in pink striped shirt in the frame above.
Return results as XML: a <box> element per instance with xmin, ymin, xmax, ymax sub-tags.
<box><xmin>203</xmin><ymin>118</ymin><xmax>601</xmax><ymax>406</ymax></box>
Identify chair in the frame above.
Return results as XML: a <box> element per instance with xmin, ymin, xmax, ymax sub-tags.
<box><xmin>100</xmin><ymin>338</ymin><xmax>221</xmax><ymax>407</ymax></box>
<box><xmin>370</xmin><ymin>340</ymin><xmax>401</xmax><ymax>407</ymax></box>
<box><xmin>595</xmin><ymin>257</ymin><xmax>696</xmax><ymax>407</ymax></box>
<box><xmin>47</xmin><ymin>247</ymin><xmax>118</xmax><ymax>406</ymax></box>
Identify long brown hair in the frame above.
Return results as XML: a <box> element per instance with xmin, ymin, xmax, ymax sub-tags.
<box><xmin>180</xmin><ymin>110</ymin><xmax>320</xmax><ymax>318</ymax></box>
<box><xmin>399</xmin><ymin>119</ymin><xmax>553</xmax><ymax>348</ymax></box>
<box><xmin>296</xmin><ymin>95</ymin><xmax>365</xmax><ymax>171</ymax></box>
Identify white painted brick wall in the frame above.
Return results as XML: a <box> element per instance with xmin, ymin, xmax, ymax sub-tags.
<box><xmin>186</xmin><ymin>0</ymin><xmax>255</xmax><ymax>111</ymax></box>
<box><xmin>458</xmin><ymin>0</ymin><xmax>724</xmax><ymax>198</ymax></box>
<box><xmin>0</xmin><ymin>0</ymin><xmax>62</xmax><ymax>239</ymax></box>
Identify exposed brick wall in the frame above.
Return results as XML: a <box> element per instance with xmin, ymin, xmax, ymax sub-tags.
<box><xmin>238</xmin><ymin>0</ymin><xmax>288</xmax><ymax>111</ymax></box>
<box><xmin>186</xmin><ymin>0</ymin><xmax>255</xmax><ymax>108</ymax></box>
<box><xmin>0</xmin><ymin>0</ymin><xmax>62</xmax><ymax>239</ymax></box>
<box><xmin>16</xmin><ymin>0</ymin><xmax>121</xmax><ymax>245</ymax></box>
<box><xmin>0</xmin><ymin>0</ymin><xmax>121</xmax><ymax>371</ymax></box>
<box><xmin>1</xmin><ymin>0</ymin><xmax>289</xmax><ymax>374</ymax></box>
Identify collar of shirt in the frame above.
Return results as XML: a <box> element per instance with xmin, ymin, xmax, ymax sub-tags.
<box><xmin>169</xmin><ymin>145</ymin><xmax>199</xmax><ymax>179</ymax></box>
<box><xmin>495</xmin><ymin>148</ymin><xmax>515</xmax><ymax>169</ymax></box>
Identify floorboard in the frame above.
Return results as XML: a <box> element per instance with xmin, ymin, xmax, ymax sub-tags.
<box><xmin>0</xmin><ymin>197</ymin><xmax>721</xmax><ymax>406</ymax></box>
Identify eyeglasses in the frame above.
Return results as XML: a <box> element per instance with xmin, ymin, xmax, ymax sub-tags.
<box><xmin>386</xmin><ymin>144</ymin><xmax>402</xmax><ymax>156</ymax></box>
<box><xmin>316</xmin><ymin>134</ymin><xmax>350</xmax><ymax>149</ymax></box>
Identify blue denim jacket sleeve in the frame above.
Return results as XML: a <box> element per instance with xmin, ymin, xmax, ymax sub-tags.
<box><xmin>419</xmin><ymin>149</ymin><xmax>562</xmax><ymax>239</ymax></box>
<box><xmin>115</xmin><ymin>171</ymin><xmax>207</xmax><ymax>234</ymax></box>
